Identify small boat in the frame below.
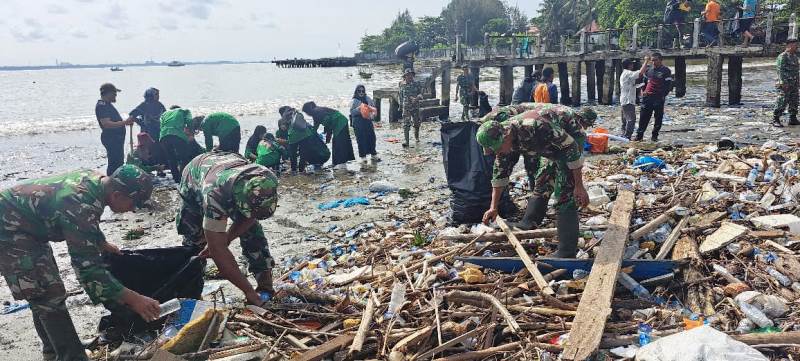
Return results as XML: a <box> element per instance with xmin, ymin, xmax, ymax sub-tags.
<box><xmin>110</xmin><ymin>66</ymin><xmax>123</xmax><ymax>72</ymax></box>
<box><xmin>357</xmin><ymin>65</ymin><xmax>373</xmax><ymax>79</ymax></box>
<box><xmin>167</xmin><ymin>61</ymin><xmax>186</xmax><ymax>67</ymax></box>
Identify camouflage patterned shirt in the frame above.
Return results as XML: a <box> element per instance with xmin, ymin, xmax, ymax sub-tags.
<box><xmin>399</xmin><ymin>79</ymin><xmax>423</xmax><ymax>107</ymax></box>
<box><xmin>180</xmin><ymin>152</ymin><xmax>278</xmax><ymax>233</ymax></box>
<box><xmin>492</xmin><ymin>104</ymin><xmax>585</xmax><ymax>187</ymax></box>
<box><xmin>777</xmin><ymin>51</ymin><xmax>800</xmax><ymax>86</ymax></box>
<box><xmin>0</xmin><ymin>170</ymin><xmax>125</xmax><ymax>304</ymax></box>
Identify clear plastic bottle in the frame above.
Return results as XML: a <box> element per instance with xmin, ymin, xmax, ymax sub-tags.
<box><xmin>767</xmin><ymin>267</ymin><xmax>792</xmax><ymax>287</ymax></box>
<box><xmin>738</xmin><ymin>300</ymin><xmax>774</xmax><ymax>328</ymax></box>
<box><xmin>384</xmin><ymin>281</ymin><xmax>406</xmax><ymax>319</ymax></box>
<box><xmin>764</xmin><ymin>167</ymin><xmax>776</xmax><ymax>183</ymax></box>
<box><xmin>159</xmin><ymin>298</ymin><xmax>181</xmax><ymax>318</ymax></box>
<box><xmin>572</xmin><ymin>269</ymin><xmax>589</xmax><ymax>280</ymax></box>
<box><xmin>735</xmin><ymin>318</ymin><xmax>755</xmax><ymax>334</ymax></box>
<box><xmin>617</xmin><ymin>272</ymin><xmax>652</xmax><ymax>300</ymax></box>
<box><xmin>746</xmin><ymin>165</ymin><xmax>760</xmax><ymax>187</ymax></box>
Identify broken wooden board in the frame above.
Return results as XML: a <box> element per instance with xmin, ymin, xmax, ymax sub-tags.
<box><xmin>699</xmin><ymin>170</ymin><xmax>747</xmax><ymax>184</ymax></box>
<box><xmin>698</xmin><ymin>222</ymin><xmax>749</xmax><ymax>254</ymax></box>
<box><xmin>656</xmin><ymin>217</ymin><xmax>690</xmax><ymax>260</ymax></box>
<box><xmin>561</xmin><ymin>190</ymin><xmax>635</xmax><ymax>361</ymax></box>
<box><xmin>290</xmin><ymin>334</ymin><xmax>356</xmax><ymax>361</ymax></box>
<box><xmin>497</xmin><ymin>217</ymin><xmax>555</xmax><ymax>295</ymax></box>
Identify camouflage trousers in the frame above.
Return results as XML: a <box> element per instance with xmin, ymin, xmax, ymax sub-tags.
<box><xmin>0</xmin><ymin>217</ymin><xmax>88</xmax><ymax>360</ymax></box>
<box><xmin>402</xmin><ymin>100</ymin><xmax>421</xmax><ymax>131</ymax></box>
<box><xmin>774</xmin><ymin>84</ymin><xmax>799</xmax><ymax>117</ymax></box>
<box><xmin>459</xmin><ymin>91</ymin><xmax>473</xmax><ymax>119</ymax></box>
<box><xmin>532</xmin><ymin>157</ymin><xmax>576</xmax><ymax>212</ymax></box>
<box><xmin>176</xmin><ymin>201</ymin><xmax>275</xmax><ymax>274</ymax></box>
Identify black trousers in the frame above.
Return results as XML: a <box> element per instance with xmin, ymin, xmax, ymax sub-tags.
<box><xmin>161</xmin><ymin>135</ymin><xmax>192</xmax><ymax>183</ymax></box>
<box><xmin>331</xmin><ymin>129</ymin><xmax>355</xmax><ymax>166</ymax></box>
<box><xmin>218</xmin><ymin>127</ymin><xmax>241</xmax><ymax>154</ymax></box>
<box><xmin>101</xmin><ymin>132</ymin><xmax>125</xmax><ymax>176</ymax></box>
<box><xmin>352</xmin><ymin>117</ymin><xmax>377</xmax><ymax>158</ymax></box>
<box><xmin>637</xmin><ymin>96</ymin><xmax>665</xmax><ymax>140</ymax></box>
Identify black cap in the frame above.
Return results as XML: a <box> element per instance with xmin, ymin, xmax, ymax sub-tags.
<box><xmin>100</xmin><ymin>83</ymin><xmax>121</xmax><ymax>95</ymax></box>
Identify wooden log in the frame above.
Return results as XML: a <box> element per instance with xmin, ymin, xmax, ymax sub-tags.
<box><xmin>441</xmin><ymin>62</ymin><xmax>452</xmax><ymax>107</ymax></box>
<box><xmin>630</xmin><ymin>205</ymin><xmax>680</xmax><ymax>240</ymax></box>
<box><xmin>585</xmin><ymin>61</ymin><xmax>596</xmax><ymax>102</ymax></box>
<box><xmin>595</xmin><ymin>60</ymin><xmax>605</xmax><ymax>101</ymax></box>
<box><xmin>706</xmin><ymin>53</ymin><xmax>723</xmax><ymax>108</ymax></box>
<box><xmin>390</xmin><ymin>326</ymin><xmax>433</xmax><ymax>354</ymax></box>
<box><xmin>602</xmin><ymin>59</ymin><xmax>615</xmax><ymax>105</ymax></box>
<box><xmin>410</xmin><ymin>324</ymin><xmax>494</xmax><ymax>361</ymax></box>
<box><xmin>499</xmin><ymin>65</ymin><xmax>514</xmax><ymax>106</ymax></box>
<box><xmin>291</xmin><ymin>334</ymin><xmax>356</xmax><ymax>361</ymax></box>
<box><xmin>444</xmin><ymin>290</ymin><xmax>521</xmax><ymax>334</ymax></box>
<box><xmin>571</xmin><ymin>61</ymin><xmax>582</xmax><ymax>106</ymax></box>
<box><xmin>497</xmin><ymin>218</ymin><xmax>555</xmax><ymax>295</ymax></box>
<box><xmin>349</xmin><ymin>291</ymin><xmax>376</xmax><ymax>355</ymax></box>
<box><xmin>433</xmin><ymin>341</ymin><xmax>562</xmax><ymax>361</ymax></box>
<box><xmin>438</xmin><ymin>226</ymin><xmax>606</xmax><ymax>243</ymax></box>
<box><xmin>614</xmin><ymin>59</ymin><xmax>622</xmax><ymax>100</ymax></box>
<box><xmin>728</xmin><ymin>55</ymin><xmax>743</xmax><ymax>105</ymax></box>
<box><xmin>733</xmin><ymin>331</ymin><xmax>800</xmax><ymax>345</ymax></box>
<box><xmin>558</xmin><ymin>62</ymin><xmax>571</xmax><ymax>105</ymax></box>
<box><xmin>562</xmin><ymin>190</ymin><xmax>635</xmax><ymax>361</ymax></box>
<box><xmin>674</xmin><ymin>56</ymin><xmax>686</xmax><ymax>98</ymax></box>
<box><xmin>656</xmin><ymin>216</ymin><xmax>689</xmax><ymax>260</ymax></box>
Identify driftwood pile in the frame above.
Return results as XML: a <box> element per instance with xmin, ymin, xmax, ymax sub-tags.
<box><xmin>137</xmin><ymin>142</ymin><xmax>800</xmax><ymax>360</ymax></box>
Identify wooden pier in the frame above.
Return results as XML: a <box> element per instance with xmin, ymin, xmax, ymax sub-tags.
<box><xmin>272</xmin><ymin>57</ymin><xmax>357</xmax><ymax>68</ymax></box>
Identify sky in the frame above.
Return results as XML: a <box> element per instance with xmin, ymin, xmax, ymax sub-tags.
<box><xmin>1</xmin><ymin>0</ymin><xmax>541</xmax><ymax>66</ymax></box>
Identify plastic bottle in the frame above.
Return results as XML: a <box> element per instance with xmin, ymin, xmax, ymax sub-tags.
<box><xmin>384</xmin><ymin>281</ymin><xmax>406</xmax><ymax>319</ymax></box>
<box><xmin>638</xmin><ymin>323</ymin><xmax>653</xmax><ymax>346</ymax></box>
<box><xmin>617</xmin><ymin>272</ymin><xmax>652</xmax><ymax>300</ymax></box>
<box><xmin>764</xmin><ymin>167</ymin><xmax>776</xmax><ymax>183</ymax></box>
<box><xmin>572</xmin><ymin>269</ymin><xmax>589</xmax><ymax>280</ymax></box>
<box><xmin>746</xmin><ymin>164</ymin><xmax>760</xmax><ymax>187</ymax></box>
<box><xmin>767</xmin><ymin>267</ymin><xmax>792</xmax><ymax>287</ymax></box>
<box><xmin>735</xmin><ymin>318</ymin><xmax>755</xmax><ymax>334</ymax></box>
<box><xmin>738</xmin><ymin>300</ymin><xmax>774</xmax><ymax>328</ymax></box>
<box><xmin>159</xmin><ymin>298</ymin><xmax>181</xmax><ymax>318</ymax></box>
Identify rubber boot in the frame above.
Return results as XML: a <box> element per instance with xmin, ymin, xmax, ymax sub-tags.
<box><xmin>772</xmin><ymin>114</ymin><xmax>784</xmax><ymax>127</ymax></box>
<box><xmin>553</xmin><ymin>206</ymin><xmax>579</xmax><ymax>258</ymax></box>
<box><xmin>402</xmin><ymin>128</ymin><xmax>410</xmax><ymax>148</ymax></box>
<box><xmin>790</xmin><ymin>113</ymin><xmax>800</xmax><ymax>126</ymax></box>
<box><xmin>511</xmin><ymin>196</ymin><xmax>548</xmax><ymax>231</ymax></box>
<box><xmin>255</xmin><ymin>269</ymin><xmax>275</xmax><ymax>294</ymax></box>
<box><xmin>30</xmin><ymin>301</ymin><xmax>89</xmax><ymax>361</ymax></box>
<box><xmin>414</xmin><ymin>127</ymin><xmax>420</xmax><ymax>142</ymax></box>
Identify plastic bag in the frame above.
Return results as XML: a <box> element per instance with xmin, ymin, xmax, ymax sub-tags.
<box><xmin>633</xmin><ymin>156</ymin><xmax>667</xmax><ymax>171</ymax></box>
<box><xmin>360</xmin><ymin>103</ymin><xmax>378</xmax><ymax>120</ymax></box>
<box><xmin>636</xmin><ymin>326</ymin><xmax>768</xmax><ymax>361</ymax></box>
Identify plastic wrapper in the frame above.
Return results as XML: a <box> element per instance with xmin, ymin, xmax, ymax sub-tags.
<box><xmin>636</xmin><ymin>326</ymin><xmax>768</xmax><ymax>361</ymax></box>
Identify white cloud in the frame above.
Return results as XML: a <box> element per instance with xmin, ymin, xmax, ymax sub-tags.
<box><xmin>97</xmin><ymin>2</ymin><xmax>128</xmax><ymax>28</ymax></box>
<box><xmin>47</xmin><ymin>4</ymin><xmax>69</xmax><ymax>14</ymax></box>
<box><xmin>10</xmin><ymin>18</ymin><xmax>51</xmax><ymax>42</ymax></box>
<box><xmin>115</xmin><ymin>32</ymin><xmax>134</xmax><ymax>40</ymax></box>
<box><xmin>159</xmin><ymin>18</ymin><xmax>179</xmax><ymax>31</ymax></box>
<box><xmin>71</xmin><ymin>29</ymin><xmax>88</xmax><ymax>38</ymax></box>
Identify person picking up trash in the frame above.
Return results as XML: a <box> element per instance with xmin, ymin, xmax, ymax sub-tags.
<box><xmin>0</xmin><ymin>165</ymin><xmax>160</xmax><ymax>361</ymax></box>
<box><xmin>477</xmin><ymin>105</ymin><xmax>593</xmax><ymax>258</ymax></box>
<box><xmin>176</xmin><ymin>152</ymin><xmax>279</xmax><ymax>305</ymax></box>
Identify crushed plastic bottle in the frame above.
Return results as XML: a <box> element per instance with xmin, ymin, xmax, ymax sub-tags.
<box><xmin>764</xmin><ymin>167</ymin><xmax>776</xmax><ymax>183</ymax></box>
<box><xmin>726</xmin><ymin>242</ymin><xmax>742</xmax><ymax>254</ymax></box>
<box><xmin>618</xmin><ymin>272</ymin><xmax>652</xmax><ymax>300</ymax></box>
<box><xmin>645</xmin><ymin>223</ymin><xmax>672</xmax><ymax>243</ymax></box>
<box><xmin>737</xmin><ymin>299</ymin><xmax>774</xmax><ymax>328</ymax></box>
<box><xmin>735</xmin><ymin>318</ymin><xmax>755</xmax><ymax>334</ymax></box>
<box><xmin>384</xmin><ymin>281</ymin><xmax>406</xmax><ymax>319</ymax></box>
<box><xmin>767</xmin><ymin>267</ymin><xmax>792</xmax><ymax>287</ymax></box>
<box><xmin>159</xmin><ymin>298</ymin><xmax>181</xmax><ymax>318</ymax></box>
<box><xmin>638</xmin><ymin>323</ymin><xmax>653</xmax><ymax>346</ymax></box>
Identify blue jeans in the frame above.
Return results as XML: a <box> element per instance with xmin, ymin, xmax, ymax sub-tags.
<box><xmin>702</xmin><ymin>22</ymin><xmax>719</xmax><ymax>45</ymax></box>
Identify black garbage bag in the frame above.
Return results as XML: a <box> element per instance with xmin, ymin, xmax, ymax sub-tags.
<box><xmin>441</xmin><ymin>122</ymin><xmax>517</xmax><ymax>224</ymax></box>
<box><xmin>99</xmin><ymin>246</ymin><xmax>205</xmax><ymax>338</ymax></box>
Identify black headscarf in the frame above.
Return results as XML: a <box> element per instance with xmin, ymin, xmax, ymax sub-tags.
<box><xmin>246</xmin><ymin>125</ymin><xmax>267</xmax><ymax>155</ymax></box>
<box><xmin>353</xmin><ymin>85</ymin><xmax>368</xmax><ymax>104</ymax></box>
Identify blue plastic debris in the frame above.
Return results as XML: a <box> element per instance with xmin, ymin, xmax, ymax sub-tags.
<box><xmin>633</xmin><ymin>156</ymin><xmax>667</xmax><ymax>171</ymax></box>
<box><xmin>1</xmin><ymin>301</ymin><xmax>29</xmax><ymax>315</ymax></box>
<box><xmin>318</xmin><ymin>197</ymin><xmax>370</xmax><ymax>210</ymax></box>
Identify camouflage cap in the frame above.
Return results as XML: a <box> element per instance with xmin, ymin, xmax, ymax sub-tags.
<box><xmin>234</xmin><ymin>173</ymin><xmax>279</xmax><ymax>220</ymax></box>
<box><xmin>110</xmin><ymin>164</ymin><xmax>153</xmax><ymax>208</ymax></box>
<box><xmin>577</xmin><ymin>107</ymin><xmax>598</xmax><ymax>128</ymax></box>
<box><xmin>476</xmin><ymin>120</ymin><xmax>506</xmax><ymax>154</ymax></box>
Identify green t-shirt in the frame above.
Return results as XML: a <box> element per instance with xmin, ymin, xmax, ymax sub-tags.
<box><xmin>159</xmin><ymin>108</ymin><xmax>192</xmax><ymax>142</ymax></box>
<box><xmin>202</xmin><ymin>112</ymin><xmax>240</xmax><ymax>151</ymax></box>
<box><xmin>314</xmin><ymin>111</ymin><xmax>348</xmax><ymax>137</ymax></box>
<box><xmin>255</xmin><ymin>140</ymin><xmax>286</xmax><ymax>167</ymax></box>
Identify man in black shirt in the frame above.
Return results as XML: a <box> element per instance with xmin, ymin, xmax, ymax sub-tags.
<box><xmin>95</xmin><ymin>83</ymin><xmax>133</xmax><ymax>175</ymax></box>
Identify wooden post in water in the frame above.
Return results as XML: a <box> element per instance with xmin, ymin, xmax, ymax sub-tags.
<box><xmin>558</xmin><ymin>62</ymin><xmax>571</xmax><ymax>105</ymax></box>
<box><xmin>728</xmin><ymin>56</ymin><xmax>743</xmax><ymax>105</ymax></box>
<box><xmin>441</xmin><ymin>61</ymin><xmax>452</xmax><ymax>107</ymax></box>
<box><xmin>535</xmin><ymin>34</ymin><xmax>543</xmax><ymax>57</ymax></box>
<box><xmin>603</xmin><ymin>59</ymin><xmax>615</xmax><ymax>105</ymax></box>
<box><xmin>614</xmin><ymin>60</ymin><xmax>622</xmax><ymax>100</ymax></box>
<box><xmin>471</xmin><ymin>67</ymin><xmax>481</xmax><ymax>108</ymax></box>
<box><xmin>560</xmin><ymin>36</ymin><xmax>567</xmax><ymax>55</ymax></box>
<box><xmin>572</xmin><ymin>62</ymin><xmax>582</xmax><ymax>106</ymax></box>
<box><xmin>706</xmin><ymin>53</ymin><xmax>723</xmax><ymax>108</ymax></box>
<box><xmin>674</xmin><ymin>56</ymin><xmax>687</xmax><ymax>98</ymax></box>
<box><xmin>692</xmin><ymin>18</ymin><xmax>701</xmax><ymax>48</ymax></box>
<box><xmin>484</xmin><ymin>33</ymin><xmax>491</xmax><ymax>60</ymax></box>
<box><xmin>499</xmin><ymin>65</ymin><xmax>514</xmax><ymax>106</ymax></box>
<box><xmin>595</xmin><ymin>60</ymin><xmax>605</xmax><ymax>101</ymax></box>
<box><xmin>586</xmin><ymin>61</ymin><xmax>596</xmax><ymax>103</ymax></box>
<box><xmin>766</xmin><ymin>12</ymin><xmax>774</xmax><ymax>45</ymax></box>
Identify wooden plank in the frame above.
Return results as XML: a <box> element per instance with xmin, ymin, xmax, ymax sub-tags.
<box><xmin>562</xmin><ymin>190</ymin><xmax>635</xmax><ymax>361</ymax></box>
<box><xmin>410</xmin><ymin>324</ymin><xmax>494</xmax><ymax>361</ymax></box>
<box><xmin>656</xmin><ymin>216</ymin><xmax>689</xmax><ymax>260</ymax></box>
<box><xmin>290</xmin><ymin>334</ymin><xmax>355</xmax><ymax>361</ymax></box>
<box><xmin>497</xmin><ymin>218</ymin><xmax>555</xmax><ymax>295</ymax></box>
<box><xmin>630</xmin><ymin>205</ymin><xmax>679</xmax><ymax>240</ymax></box>
<box><xmin>698</xmin><ymin>222</ymin><xmax>748</xmax><ymax>254</ymax></box>
<box><xmin>349</xmin><ymin>291</ymin><xmax>376</xmax><ymax>355</ymax></box>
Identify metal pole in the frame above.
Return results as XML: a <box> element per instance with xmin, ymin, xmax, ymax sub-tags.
<box><xmin>465</xmin><ymin>19</ymin><xmax>470</xmax><ymax>45</ymax></box>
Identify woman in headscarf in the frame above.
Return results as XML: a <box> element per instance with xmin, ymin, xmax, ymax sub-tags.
<box><xmin>278</xmin><ymin>106</ymin><xmax>330</xmax><ymax>175</ymax></box>
<box><xmin>350</xmin><ymin>85</ymin><xmax>379</xmax><ymax>162</ymax></box>
<box><xmin>245</xmin><ymin>125</ymin><xmax>268</xmax><ymax>161</ymax></box>
<box><xmin>302</xmin><ymin>101</ymin><xmax>355</xmax><ymax>170</ymax></box>
<box><xmin>128</xmin><ymin>87</ymin><xmax>167</xmax><ymax>172</ymax></box>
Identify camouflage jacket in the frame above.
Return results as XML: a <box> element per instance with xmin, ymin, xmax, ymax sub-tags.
<box><xmin>0</xmin><ymin>171</ymin><xmax>124</xmax><ymax>304</ymax></box>
<box><xmin>180</xmin><ymin>152</ymin><xmax>277</xmax><ymax>233</ymax></box>
<box><xmin>777</xmin><ymin>51</ymin><xmax>800</xmax><ymax>86</ymax></box>
<box><xmin>456</xmin><ymin>74</ymin><xmax>475</xmax><ymax>96</ymax></box>
<box><xmin>399</xmin><ymin>79</ymin><xmax>423</xmax><ymax>107</ymax></box>
<box><xmin>492</xmin><ymin>105</ymin><xmax>586</xmax><ymax>187</ymax></box>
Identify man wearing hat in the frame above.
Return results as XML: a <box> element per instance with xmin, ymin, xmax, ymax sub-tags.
<box><xmin>399</xmin><ymin>68</ymin><xmax>424</xmax><ymax>147</ymax></box>
<box><xmin>477</xmin><ymin>104</ymin><xmax>595</xmax><ymax>258</ymax></box>
<box><xmin>176</xmin><ymin>152</ymin><xmax>279</xmax><ymax>305</ymax></box>
<box><xmin>96</xmin><ymin>83</ymin><xmax>134</xmax><ymax>176</ymax></box>
<box><xmin>774</xmin><ymin>39</ymin><xmax>800</xmax><ymax>127</ymax></box>
<box><xmin>0</xmin><ymin>165</ymin><xmax>161</xmax><ymax>361</ymax></box>
<box><xmin>455</xmin><ymin>66</ymin><xmax>477</xmax><ymax>120</ymax></box>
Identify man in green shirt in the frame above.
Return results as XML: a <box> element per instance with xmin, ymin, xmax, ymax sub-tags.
<box><xmin>0</xmin><ymin>165</ymin><xmax>160</xmax><ymax>361</ymax></box>
<box><xmin>159</xmin><ymin>107</ymin><xmax>195</xmax><ymax>183</ymax></box>
<box><xmin>199</xmin><ymin>112</ymin><xmax>241</xmax><ymax>153</ymax></box>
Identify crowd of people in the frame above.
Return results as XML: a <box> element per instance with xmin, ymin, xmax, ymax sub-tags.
<box><xmin>662</xmin><ymin>0</ymin><xmax>758</xmax><ymax>47</ymax></box>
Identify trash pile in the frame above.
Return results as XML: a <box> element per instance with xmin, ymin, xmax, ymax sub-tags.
<box><xmin>91</xmin><ymin>140</ymin><xmax>800</xmax><ymax>360</ymax></box>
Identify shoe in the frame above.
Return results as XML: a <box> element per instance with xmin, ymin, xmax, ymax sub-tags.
<box><xmin>553</xmin><ymin>206</ymin><xmax>579</xmax><ymax>258</ymax></box>
<box><xmin>511</xmin><ymin>196</ymin><xmax>548</xmax><ymax>231</ymax></box>
<box><xmin>371</xmin><ymin>155</ymin><xmax>381</xmax><ymax>162</ymax></box>
<box><xmin>651</xmin><ymin>136</ymin><xmax>659</xmax><ymax>142</ymax></box>
<box><xmin>633</xmin><ymin>135</ymin><xmax>644</xmax><ymax>142</ymax></box>
<box><xmin>789</xmin><ymin>114</ymin><xmax>799</xmax><ymax>125</ymax></box>
<box><xmin>403</xmin><ymin>128</ymin><xmax>410</xmax><ymax>147</ymax></box>
<box><xmin>773</xmin><ymin>116</ymin><xmax>785</xmax><ymax>127</ymax></box>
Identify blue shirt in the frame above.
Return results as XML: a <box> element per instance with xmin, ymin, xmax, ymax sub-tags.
<box><xmin>547</xmin><ymin>83</ymin><xmax>558</xmax><ymax>104</ymax></box>
<box><xmin>743</xmin><ymin>0</ymin><xmax>757</xmax><ymax>18</ymax></box>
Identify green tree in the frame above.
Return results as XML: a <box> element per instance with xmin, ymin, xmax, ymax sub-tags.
<box><xmin>416</xmin><ymin>16</ymin><xmax>448</xmax><ymax>48</ymax></box>
<box><xmin>507</xmin><ymin>5</ymin><xmax>530</xmax><ymax>33</ymax></box>
<box><xmin>440</xmin><ymin>0</ymin><xmax>508</xmax><ymax>45</ymax></box>
<box><xmin>483</xmin><ymin>17</ymin><xmax>510</xmax><ymax>35</ymax></box>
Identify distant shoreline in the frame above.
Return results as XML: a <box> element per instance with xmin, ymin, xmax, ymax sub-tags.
<box><xmin>0</xmin><ymin>60</ymin><xmax>269</xmax><ymax>72</ymax></box>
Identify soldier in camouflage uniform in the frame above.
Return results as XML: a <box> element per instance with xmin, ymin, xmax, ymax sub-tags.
<box><xmin>0</xmin><ymin>165</ymin><xmax>160</xmax><ymax>361</ymax></box>
<box><xmin>455</xmin><ymin>66</ymin><xmax>477</xmax><ymax>120</ymax></box>
<box><xmin>399</xmin><ymin>68</ymin><xmax>424</xmax><ymax>147</ymax></box>
<box><xmin>177</xmin><ymin>151</ymin><xmax>279</xmax><ymax>306</ymax></box>
<box><xmin>774</xmin><ymin>39</ymin><xmax>800</xmax><ymax>127</ymax></box>
<box><xmin>477</xmin><ymin>105</ymin><xmax>594</xmax><ymax>258</ymax></box>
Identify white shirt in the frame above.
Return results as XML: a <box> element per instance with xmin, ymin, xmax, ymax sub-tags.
<box><xmin>620</xmin><ymin>69</ymin><xmax>640</xmax><ymax>106</ymax></box>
